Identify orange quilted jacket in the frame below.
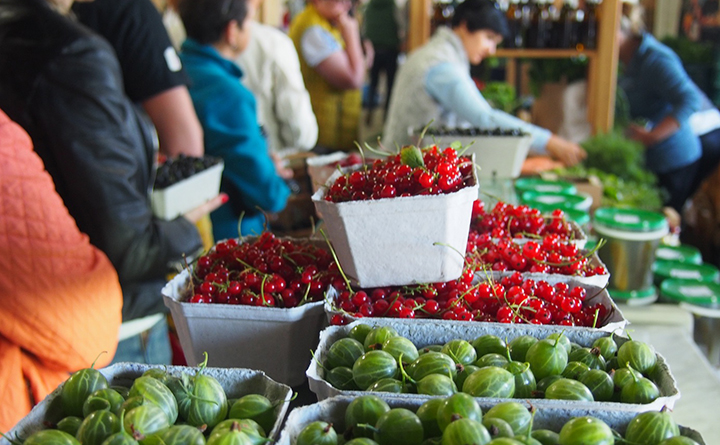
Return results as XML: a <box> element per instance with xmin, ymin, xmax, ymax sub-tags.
<box><xmin>0</xmin><ymin>110</ymin><xmax>123</xmax><ymax>431</ymax></box>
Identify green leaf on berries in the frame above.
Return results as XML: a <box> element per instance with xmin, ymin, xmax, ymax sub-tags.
<box><xmin>400</xmin><ymin>146</ymin><xmax>424</xmax><ymax>169</ymax></box>
<box><xmin>450</xmin><ymin>141</ymin><xmax>462</xmax><ymax>151</ymax></box>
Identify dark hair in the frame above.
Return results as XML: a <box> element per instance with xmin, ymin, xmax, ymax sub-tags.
<box><xmin>451</xmin><ymin>0</ymin><xmax>510</xmax><ymax>38</ymax></box>
<box><xmin>178</xmin><ymin>0</ymin><xmax>249</xmax><ymax>44</ymax></box>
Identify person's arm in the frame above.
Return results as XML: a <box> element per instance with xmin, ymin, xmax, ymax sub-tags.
<box><xmin>628</xmin><ymin>51</ymin><xmax>702</xmax><ymax>148</ymax></box>
<box><xmin>272</xmin><ymin>35</ymin><xmax>319</xmax><ymax>151</ymax></box>
<box><xmin>201</xmin><ymin>82</ymin><xmax>291</xmax><ymax>214</ymax></box>
<box><xmin>302</xmin><ymin>17</ymin><xmax>365</xmax><ymax>90</ymax></box>
<box><xmin>33</xmin><ymin>38</ymin><xmax>207</xmax><ymax>282</ymax></box>
<box><xmin>425</xmin><ymin>62</ymin><xmax>586</xmax><ymax>166</ymax></box>
<box><xmin>143</xmin><ymin>85</ymin><xmax>204</xmax><ymax>157</ymax></box>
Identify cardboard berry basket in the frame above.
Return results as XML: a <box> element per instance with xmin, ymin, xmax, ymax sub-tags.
<box><xmin>414</xmin><ymin>133</ymin><xmax>533</xmax><ymax>180</ymax></box>
<box><xmin>324</xmin><ymin>276</ymin><xmax>625</xmax><ymax>333</ymax></box>
<box><xmin>163</xmin><ymin>267</ymin><xmax>326</xmax><ymax>387</ymax></box>
<box><xmin>2</xmin><ymin>363</ymin><xmax>292</xmax><ymax>445</ymax></box>
<box><xmin>312</xmin><ymin>166</ymin><xmax>479</xmax><ymax>289</ymax></box>
<box><xmin>305</xmin><ymin>319</ymin><xmax>680</xmax><ymax>414</ymax></box>
<box><xmin>276</xmin><ymin>396</ymin><xmax>705</xmax><ymax>445</ymax></box>
<box><xmin>151</xmin><ymin>161</ymin><xmax>224</xmax><ymax>220</ymax></box>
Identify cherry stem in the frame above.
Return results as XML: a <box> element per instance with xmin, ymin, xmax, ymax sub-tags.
<box><xmin>319</xmin><ymin>229</ymin><xmax>354</xmax><ymax>296</ymax></box>
<box><xmin>310</xmin><ymin>349</ymin><xmax>326</xmax><ymax>371</ymax></box>
<box><xmin>417</xmin><ymin>119</ymin><xmax>434</xmax><ymax>149</ymax></box>
<box><xmin>432</xmin><ymin>241</ymin><xmax>467</xmax><ymax>261</ymax></box>
<box><xmin>592</xmin><ymin>308</ymin><xmax>600</xmax><ymax>328</ymax></box>
<box><xmin>398</xmin><ymin>354</ymin><xmax>417</xmax><ymax>385</ymax></box>
<box><xmin>298</xmin><ymin>282</ymin><xmax>312</xmax><ymax>307</ymax></box>
<box><xmin>91</xmin><ymin>351</ymin><xmax>108</xmax><ymax>370</ymax></box>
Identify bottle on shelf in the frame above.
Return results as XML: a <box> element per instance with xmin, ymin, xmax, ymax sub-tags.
<box><xmin>556</xmin><ymin>0</ymin><xmax>585</xmax><ymax>49</ymax></box>
<box><xmin>506</xmin><ymin>0</ymin><xmax>524</xmax><ymax>48</ymax></box>
<box><xmin>527</xmin><ymin>0</ymin><xmax>551</xmax><ymax>48</ymax></box>
<box><xmin>582</xmin><ymin>0</ymin><xmax>601</xmax><ymax>49</ymax></box>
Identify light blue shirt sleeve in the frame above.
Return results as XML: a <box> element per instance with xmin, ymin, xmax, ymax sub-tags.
<box><xmin>300</xmin><ymin>26</ymin><xmax>342</xmax><ymax>67</ymax></box>
<box><xmin>424</xmin><ymin>62</ymin><xmax>551</xmax><ymax>153</ymax></box>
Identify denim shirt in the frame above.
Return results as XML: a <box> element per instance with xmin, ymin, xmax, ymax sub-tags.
<box><xmin>180</xmin><ymin>39</ymin><xmax>290</xmax><ymax>238</ymax></box>
<box><xmin>619</xmin><ymin>33</ymin><xmax>702</xmax><ymax>174</ymax></box>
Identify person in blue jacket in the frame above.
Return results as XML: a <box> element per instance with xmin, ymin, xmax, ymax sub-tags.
<box><xmin>619</xmin><ymin>7</ymin><xmax>720</xmax><ymax>212</ymax></box>
<box><xmin>178</xmin><ymin>0</ymin><xmax>291</xmax><ymax>239</ymax></box>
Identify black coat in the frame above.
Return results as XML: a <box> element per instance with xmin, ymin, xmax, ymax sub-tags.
<box><xmin>0</xmin><ymin>0</ymin><xmax>203</xmax><ymax>321</ymax></box>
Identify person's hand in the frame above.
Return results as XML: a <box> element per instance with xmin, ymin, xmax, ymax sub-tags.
<box><xmin>335</xmin><ymin>10</ymin><xmax>358</xmax><ymax>37</ymax></box>
<box><xmin>626</xmin><ymin>123</ymin><xmax>654</xmax><ymax>147</ymax></box>
<box><xmin>545</xmin><ymin>134</ymin><xmax>587</xmax><ymax>167</ymax></box>
<box><xmin>183</xmin><ymin>193</ymin><xmax>228</xmax><ymax>224</ymax></box>
<box><xmin>271</xmin><ymin>153</ymin><xmax>294</xmax><ymax>179</ymax></box>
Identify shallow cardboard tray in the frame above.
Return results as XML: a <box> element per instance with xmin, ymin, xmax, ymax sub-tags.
<box><xmin>2</xmin><ymin>363</ymin><xmax>292</xmax><ymax>445</ymax></box>
<box><xmin>276</xmin><ymin>396</ymin><xmax>705</xmax><ymax>445</ymax></box>
<box><xmin>415</xmin><ymin>134</ymin><xmax>533</xmax><ymax>179</ymax></box>
<box><xmin>479</xmin><ymin>250</ymin><xmax>611</xmax><ymax>289</ymax></box>
<box><xmin>163</xmin><ymin>267</ymin><xmax>327</xmax><ymax>387</ymax></box>
<box><xmin>151</xmin><ymin>161</ymin><xmax>224</xmax><ymax>220</ymax></box>
<box><xmin>312</xmin><ymin>167</ymin><xmax>479</xmax><ymax>289</ymax></box>
<box><xmin>306</xmin><ymin>319</ymin><xmax>680</xmax><ymax>414</ymax></box>
<box><xmin>498</xmin><ymin>220</ymin><xmax>588</xmax><ymax>249</ymax></box>
<box><xmin>324</xmin><ymin>276</ymin><xmax>627</xmax><ymax>334</ymax></box>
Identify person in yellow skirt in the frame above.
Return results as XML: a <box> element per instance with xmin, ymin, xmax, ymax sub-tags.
<box><xmin>289</xmin><ymin>0</ymin><xmax>369</xmax><ymax>151</ymax></box>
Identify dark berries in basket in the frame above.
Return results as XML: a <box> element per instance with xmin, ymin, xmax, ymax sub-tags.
<box><xmin>154</xmin><ymin>155</ymin><xmax>221</xmax><ymax>190</ymax></box>
<box><xmin>419</xmin><ymin>127</ymin><xmax>528</xmax><ymax>137</ymax></box>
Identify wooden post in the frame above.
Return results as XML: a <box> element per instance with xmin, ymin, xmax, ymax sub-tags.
<box><xmin>591</xmin><ymin>0</ymin><xmax>621</xmax><ymax>134</ymax></box>
<box><xmin>258</xmin><ymin>0</ymin><xmax>283</xmax><ymax>27</ymax></box>
<box><xmin>408</xmin><ymin>0</ymin><xmax>431</xmax><ymax>51</ymax></box>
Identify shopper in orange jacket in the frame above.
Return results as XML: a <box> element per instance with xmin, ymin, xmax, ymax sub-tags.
<box><xmin>0</xmin><ymin>109</ymin><xmax>123</xmax><ymax>431</ymax></box>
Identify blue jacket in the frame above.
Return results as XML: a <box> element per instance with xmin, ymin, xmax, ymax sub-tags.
<box><xmin>619</xmin><ymin>33</ymin><xmax>702</xmax><ymax>174</ymax></box>
<box><xmin>180</xmin><ymin>39</ymin><xmax>290</xmax><ymax>239</ymax></box>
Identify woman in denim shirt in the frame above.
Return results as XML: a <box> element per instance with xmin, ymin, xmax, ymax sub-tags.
<box><xmin>618</xmin><ymin>9</ymin><xmax>720</xmax><ymax>211</ymax></box>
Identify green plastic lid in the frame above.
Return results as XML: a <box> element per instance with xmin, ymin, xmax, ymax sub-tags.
<box><xmin>515</xmin><ymin>178</ymin><xmax>577</xmax><ymax>196</ymax></box>
<box><xmin>654</xmin><ymin>244</ymin><xmax>703</xmax><ymax>265</ymax></box>
<box><xmin>660</xmin><ymin>279</ymin><xmax>720</xmax><ymax>306</ymax></box>
<box><xmin>593</xmin><ymin>207</ymin><xmax>668</xmax><ymax>233</ymax></box>
<box><xmin>521</xmin><ymin>191</ymin><xmax>592</xmax><ymax>212</ymax></box>
<box><xmin>522</xmin><ymin>200</ymin><xmax>590</xmax><ymax>225</ymax></box>
<box><xmin>609</xmin><ymin>287</ymin><xmax>658</xmax><ymax>305</ymax></box>
<box><xmin>653</xmin><ymin>260</ymin><xmax>720</xmax><ymax>282</ymax></box>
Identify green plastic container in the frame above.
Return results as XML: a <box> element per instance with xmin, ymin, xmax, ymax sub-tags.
<box><xmin>653</xmin><ymin>260</ymin><xmax>720</xmax><ymax>287</ymax></box>
<box><xmin>522</xmin><ymin>200</ymin><xmax>591</xmax><ymax>227</ymax></box>
<box><xmin>661</xmin><ymin>279</ymin><xmax>720</xmax><ymax>308</ymax></box>
<box><xmin>654</xmin><ymin>244</ymin><xmax>703</xmax><ymax>265</ymax></box>
<box><xmin>609</xmin><ymin>287</ymin><xmax>658</xmax><ymax>306</ymax></box>
<box><xmin>521</xmin><ymin>191</ymin><xmax>593</xmax><ymax>212</ymax></box>
<box><xmin>514</xmin><ymin>178</ymin><xmax>577</xmax><ymax>196</ymax></box>
<box><xmin>593</xmin><ymin>207</ymin><xmax>669</xmax><ymax>292</ymax></box>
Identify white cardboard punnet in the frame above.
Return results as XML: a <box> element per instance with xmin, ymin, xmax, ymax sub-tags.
<box><xmin>2</xmin><ymin>363</ymin><xmax>292</xmax><ymax>445</ymax></box>
<box><xmin>306</xmin><ymin>319</ymin><xmax>680</xmax><ymax>414</ymax></box>
<box><xmin>162</xmin><ymin>268</ymin><xmax>326</xmax><ymax>387</ymax></box>
<box><xmin>151</xmin><ymin>161</ymin><xmax>224</xmax><ymax>220</ymax></box>
<box><xmin>415</xmin><ymin>134</ymin><xmax>533</xmax><ymax>179</ymax></box>
<box><xmin>276</xmin><ymin>396</ymin><xmax>706</xmax><ymax>445</ymax></box>
<box><xmin>312</xmin><ymin>167</ymin><xmax>479</xmax><ymax>288</ymax></box>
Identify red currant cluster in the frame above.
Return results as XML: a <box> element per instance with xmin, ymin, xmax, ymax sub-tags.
<box><xmin>329</xmin><ymin>268</ymin><xmax>476</xmax><ymax>324</ymax></box>
<box><xmin>471</xmin><ymin>201</ymin><xmax>573</xmax><ymax>239</ymax></box>
<box><xmin>324</xmin><ymin>146</ymin><xmax>474</xmax><ymax>202</ymax></box>
<box><xmin>187</xmin><ymin>233</ymin><xmax>342</xmax><ymax>308</ymax></box>
<box><xmin>329</xmin><ymin>271</ymin><xmax>609</xmax><ymax>327</ymax></box>
<box><xmin>465</xmin><ymin>233</ymin><xmax>607</xmax><ymax>277</ymax></box>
